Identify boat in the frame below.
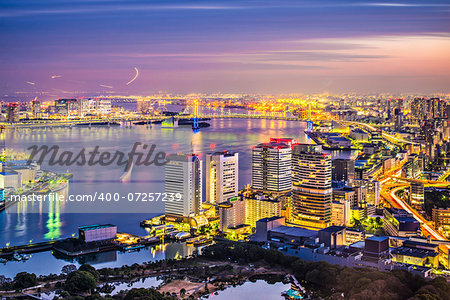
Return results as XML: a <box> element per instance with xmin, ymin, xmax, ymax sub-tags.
<box><xmin>124</xmin><ymin>244</ymin><xmax>146</xmax><ymax>252</ymax></box>
<box><xmin>120</xmin><ymin>161</ymin><xmax>133</xmax><ymax>183</ymax></box>
<box><xmin>193</xmin><ymin>238</ymin><xmax>213</xmax><ymax>247</ymax></box>
<box><xmin>50</xmin><ymin>180</ymin><xmax>68</xmax><ymax>192</ymax></box>
<box><xmin>13</xmin><ymin>252</ymin><xmax>22</xmax><ymax>261</ymax></box>
<box><xmin>0</xmin><ymin>258</ymin><xmax>7</xmax><ymax>263</ymax></box>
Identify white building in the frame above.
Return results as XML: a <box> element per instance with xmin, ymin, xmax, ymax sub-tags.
<box><xmin>332</xmin><ymin>201</ymin><xmax>351</xmax><ymax>226</ymax></box>
<box><xmin>252</xmin><ymin>139</ymin><xmax>294</xmax><ymax>192</ymax></box>
<box><xmin>78</xmin><ymin>98</ymin><xmax>111</xmax><ymax>117</ymax></box>
<box><xmin>218</xmin><ymin>197</ymin><xmax>245</xmax><ymax>231</ymax></box>
<box><xmin>206</xmin><ymin>151</ymin><xmax>238</xmax><ymax>204</ymax></box>
<box><xmin>165</xmin><ymin>154</ymin><xmax>202</xmax><ymax>217</ymax></box>
<box><xmin>7</xmin><ymin>166</ymin><xmax>35</xmax><ymax>184</ymax></box>
<box><xmin>0</xmin><ymin>171</ymin><xmax>22</xmax><ymax>189</ymax></box>
<box><xmin>78</xmin><ymin>224</ymin><xmax>117</xmax><ymax>242</ymax></box>
<box><xmin>353</xmin><ymin>179</ymin><xmax>380</xmax><ymax>206</ymax></box>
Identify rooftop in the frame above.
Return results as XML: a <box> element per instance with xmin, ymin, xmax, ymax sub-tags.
<box><xmin>319</xmin><ymin>225</ymin><xmax>346</xmax><ymax>233</ymax></box>
<box><xmin>392</xmin><ymin>247</ymin><xmax>439</xmax><ymax>258</ymax></box>
<box><xmin>79</xmin><ymin>224</ymin><xmax>116</xmax><ymax>231</ymax></box>
<box><xmin>257</xmin><ymin>216</ymin><xmax>285</xmax><ymax>223</ymax></box>
<box><xmin>366</xmin><ymin>236</ymin><xmax>389</xmax><ymax>242</ymax></box>
<box><xmin>254</xmin><ymin>141</ymin><xmax>291</xmax><ymax>149</ymax></box>
<box><xmin>0</xmin><ymin>171</ymin><xmax>18</xmax><ymax>176</ymax></box>
<box><xmin>349</xmin><ymin>241</ymin><xmax>366</xmax><ymax>249</ymax></box>
<box><xmin>403</xmin><ymin>240</ymin><xmax>439</xmax><ymax>249</ymax></box>
<box><xmin>270</xmin><ymin>225</ymin><xmax>317</xmax><ymax>238</ymax></box>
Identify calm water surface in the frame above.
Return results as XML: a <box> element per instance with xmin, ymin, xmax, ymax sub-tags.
<box><xmin>0</xmin><ymin>118</ymin><xmax>351</xmax><ymax>277</ymax></box>
<box><xmin>202</xmin><ymin>280</ymin><xmax>290</xmax><ymax>300</ymax></box>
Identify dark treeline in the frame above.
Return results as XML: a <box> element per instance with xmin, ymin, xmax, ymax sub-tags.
<box><xmin>202</xmin><ymin>242</ymin><xmax>450</xmax><ymax>300</ymax></box>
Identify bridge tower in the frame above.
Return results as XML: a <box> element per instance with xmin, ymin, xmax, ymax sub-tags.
<box><xmin>192</xmin><ymin>99</ymin><xmax>200</xmax><ymax>130</ymax></box>
<box><xmin>307</xmin><ymin>103</ymin><xmax>311</xmax><ymax>120</ymax></box>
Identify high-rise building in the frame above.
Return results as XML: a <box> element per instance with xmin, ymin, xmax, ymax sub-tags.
<box><xmin>410</xmin><ymin>183</ymin><xmax>424</xmax><ymax>210</ymax></box>
<box><xmin>251</xmin><ymin>138</ymin><xmax>297</xmax><ymax>192</ymax></box>
<box><xmin>242</xmin><ymin>188</ymin><xmax>282</xmax><ymax>227</ymax></box>
<box><xmin>387</xmin><ymin>99</ymin><xmax>392</xmax><ymax>121</ymax></box>
<box><xmin>31</xmin><ymin>99</ymin><xmax>41</xmax><ymax>118</ymax></box>
<box><xmin>332</xmin><ymin>158</ymin><xmax>355</xmax><ymax>185</ymax></box>
<box><xmin>6</xmin><ymin>103</ymin><xmax>19</xmax><ymax>122</ymax></box>
<box><xmin>55</xmin><ymin>99</ymin><xmax>77</xmax><ymax>116</ymax></box>
<box><xmin>218</xmin><ymin>197</ymin><xmax>245</xmax><ymax>231</ymax></box>
<box><xmin>331</xmin><ymin>200</ymin><xmax>351</xmax><ymax>226</ymax></box>
<box><xmin>411</xmin><ymin>97</ymin><xmax>447</xmax><ymax>121</ymax></box>
<box><xmin>164</xmin><ymin>154</ymin><xmax>202</xmax><ymax>217</ymax></box>
<box><xmin>291</xmin><ymin>144</ymin><xmax>332</xmax><ymax>228</ymax></box>
<box><xmin>432</xmin><ymin>207</ymin><xmax>450</xmax><ymax>238</ymax></box>
<box><xmin>354</xmin><ymin>179</ymin><xmax>380</xmax><ymax>206</ymax></box>
<box><xmin>366</xmin><ymin>180</ymin><xmax>380</xmax><ymax>206</ymax></box>
<box><xmin>333</xmin><ymin>187</ymin><xmax>356</xmax><ymax>205</ymax></box>
<box><xmin>394</xmin><ymin>107</ymin><xmax>403</xmax><ymax>131</ymax></box>
<box><xmin>206</xmin><ymin>151</ymin><xmax>238</xmax><ymax>204</ymax></box>
<box><xmin>78</xmin><ymin>98</ymin><xmax>111</xmax><ymax>116</ymax></box>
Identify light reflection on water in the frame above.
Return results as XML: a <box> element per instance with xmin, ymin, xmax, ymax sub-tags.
<box><xmin>1</xmin><ymin>118</ymin><xmax>352</xmax><ymax>277</ymax></box>
<box><xmin>0</xmin><ymin>241</ymin><xmax>197</xmax><ymax>278</ymax></box>
<box><xmin>1</xmin><ymin>118</ymin><xmax>318</xmax><ymax>245</ymax></box>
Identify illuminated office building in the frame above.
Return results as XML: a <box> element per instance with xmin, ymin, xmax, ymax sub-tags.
<box><xmin>78</xmin><ymin>98</ymin><xmax>111</xmax><ymax>116</ymax></box>
<box><xmin>218</xmin><ymin>197</ymin><xmax>245</xmax><ymax>231</ymax></box>
<box><xmin>410</xmin><ymin>183</ymin><xmax>424</xmax><ymax>210</ymax></box>
<box><xmin>332</xmin><ymin>158</ymin><xmax>355</xmax><ymax>185</ymax></box>
<box><xmin>206</xmin><ymin>151</ymin><xmax>238</xmax><ymax>204</ymax></box>
<box><xmin>251</xmin><ymin>138</ymin><xmax>297</xmax><ymax>192</ymax></box>
<box><xmin>292</xmin><ymin>144</ymin><xmax>332</xmax><ymax>229</ymax></box>
<box><xmin>6</xmin><ymin>103</ymin><xmax>19</xmax><ymax>122</ymax></box>
<box><xmin>55</xmin><ymin>99</ymin><xmax>77</xmax><ymax>115</ymax></box>
<box><xmin>165</xmin><ymin>154</ymin><xmax>202</xmax><ymax>217</ymax></box>
<box><xmin>31</xmin><ymin>99</ymin><xmax>41</xmax><ymax>118</ymax></box>
<box><xmin>242</xmin><ymin>188</ymin><xmax>282</xmax><ymax>227</ymax></box>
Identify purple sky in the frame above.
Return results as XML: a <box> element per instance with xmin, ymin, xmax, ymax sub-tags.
<box><xmin>1</xmin><ymin>0</ymin><xmax>449</xmax><ymax>97</ymax></box>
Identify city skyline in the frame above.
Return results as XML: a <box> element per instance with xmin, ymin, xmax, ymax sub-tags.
<box><xmin>1</xmin><ymin>0</ymin><xmax>450</xmax><ymax>96</ymax></box>
<box><xmin>2</xmin><ymin>1</ymin><xmax>450</xmax><ymax>298</ymax></box>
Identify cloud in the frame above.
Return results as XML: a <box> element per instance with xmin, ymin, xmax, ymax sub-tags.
<box><xmin>2</xmin><ymin>1</ymin><xmax>449</xmax><ymax>18</ymax></box>
<box><xmin>0</xmin><ymin>3</ymin><xmax>243</xmax><ymax>18</ymax></box>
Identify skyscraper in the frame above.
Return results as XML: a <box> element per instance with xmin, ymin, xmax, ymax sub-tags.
<box><xmin>291</xmin><ymin>144</ymin><xmax>332</xmax><ymax>229</ymax></box>
<box><xmin>332</xmin><ymin>158</ymin><xmax>355</xmax><ymax>185</ymax></box>
<box><xmin>410</xmin><ymin>182</ymin><xmax>424</xmax><ymax>210</ymax></box>
<box><xmin>251</xmin><ymin>138</ymin><xmax>297</xmax><ymax>192</ymax></box>
<box><xmin>206</xmin><ymin>151</ymin><xmax>238</xmax><ymax>204</ymax></box>
<box><xmin>6</xmin><ymin>103</ymin><xmax>19</xmax><ymax>123</ymax></box>
<box><xmin>31</xmin><ymin>99</ymin><xmax>41</xmax><ymax>118</ymax></box>
<box><xmin>164</xmin><ymin>154</ymin><xmax>202</xmax><ymax>217</ymax></box>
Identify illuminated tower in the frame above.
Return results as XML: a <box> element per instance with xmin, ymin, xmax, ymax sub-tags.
<box><xmin>31</xmin><ymin>99</ymin><xmax>41</xmax><ymax>118</ymax></box>
<box><xmin>193</xmin><ymin>99</ymin><xmax>200</xmax><ymax>130</ymax></box>
<box><xmin>6</xmin><ymin>103</ymin><xmax>19</xmax><ymax>122</ymax></box>
<box><xmin>206</xmin><ymin>151</ymin><xmax>239</xmax><ymax>204</ymax></box>
<box><xmin>291</xmin><ymin>144</ymin><xmax>332</xmax><ymax>229</ymax></box>
<box><xmin>165</xmin><ymin>154</ymin><xmax>202</xmax><ymax>217</ymax></box>
<box><xmin>251</xmin><ymin>138</ymin><xmax>297</xmax><ymax>192</ymax></box>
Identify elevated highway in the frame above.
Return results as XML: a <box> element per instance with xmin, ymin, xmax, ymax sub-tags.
<box><xmin>0</xmin><ymin>114</ymin><xmax>306</xmax><ymax>129</ymax></box>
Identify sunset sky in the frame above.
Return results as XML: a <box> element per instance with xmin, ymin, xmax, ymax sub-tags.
<box><xmin>1</xmin><ymin>0</ymin><xmax>449</xmax><ymax>96</ymax></box>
